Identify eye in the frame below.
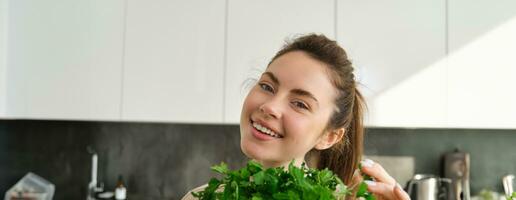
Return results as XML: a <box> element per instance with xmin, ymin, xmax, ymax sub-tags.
<box><xmin>292</xmin><ymin>100</ymin><xmax>309</xmax><ymax>110</ymax></box>
<box><xmin>258</xmin><ymin>83</ymin><xmax>274</xmax><ymax>93</ymax></box>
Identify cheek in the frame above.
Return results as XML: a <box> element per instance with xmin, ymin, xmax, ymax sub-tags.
<box><xmin>285</xmin><ymin>116</ymin><xmax>312</xmax><ymax>140</ymax></box>
<box><xmin>243</xmin><ymin>88</ymin><xmax>270</xmax><ymax>113</ymax></box>
<box><xmin>242</xmin><ymin>90</ymin><xmax>259</xmax><ymax>114</ymax></box>
<box><xmin>285</xmin><ymin>115</ymin><xmax>325</xmax><ymax>145</ymax></box>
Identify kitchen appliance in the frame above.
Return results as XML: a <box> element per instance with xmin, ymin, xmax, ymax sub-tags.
<box><xmin>407</xmin><ymin>174</ymin><xmax>452</xmax><ymax>200</ymax></box>
<box><xmin>444</xmin><ymin>150</ymin><xmax>470</xmax><ymax>200</ymax></box>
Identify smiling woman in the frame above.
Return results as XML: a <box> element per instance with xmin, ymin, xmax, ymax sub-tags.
<box><xmin>182</xmin><ymin>34</ymin><xmax>410</xmax><ymax>200</ymax></box>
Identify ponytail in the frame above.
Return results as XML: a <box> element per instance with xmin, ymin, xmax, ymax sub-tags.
<box><xmin>316</xmin><ymin>87</ymin><xmax>365</xmax><ymax>184</ymax></box>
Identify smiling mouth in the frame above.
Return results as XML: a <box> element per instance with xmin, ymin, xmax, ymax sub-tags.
<box><xmin>250</xmin><ymin>119</ymin><xmax>283</xmax><ymax>138</ymax></box>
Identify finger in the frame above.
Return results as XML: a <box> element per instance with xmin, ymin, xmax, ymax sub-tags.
<box><xmin>394</xmin><ymin>183</ymin><xmax>410</xmax><ymax>200</ymax></box>
<box><xmin>364</xmin><ymin>180</ymin><xmax>396</xmax><ymax>200</ymax></box>
<box><xmin>349</xmin><ymin>169</ymin><xmax>363</xmax><ymax>195</ymax></box>
<box><xmin>351</xmin><ymin>169</ymin><xmax>363</xmax><ymax>186</ymax></box>
<box><xmin>361</xmin><ymin>159</ymin><xmax>396</xmax><ymax>185</ymax></box>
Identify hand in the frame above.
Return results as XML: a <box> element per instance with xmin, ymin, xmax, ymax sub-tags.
<box><xmin>359</xmin><ymin>159</ymin><xmax>411</xmax><ymax>200</ymax></box>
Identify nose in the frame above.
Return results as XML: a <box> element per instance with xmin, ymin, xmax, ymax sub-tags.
<box><xmin>259</xmin><ymin>99</ymin><xmax>282</xmax><ymax>119</ymax></box>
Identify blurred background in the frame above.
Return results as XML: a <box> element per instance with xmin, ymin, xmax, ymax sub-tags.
<box><xmin>1</xmin><ymin>0</ymin><xmax>515</xmax><ymax>199</ymax></box>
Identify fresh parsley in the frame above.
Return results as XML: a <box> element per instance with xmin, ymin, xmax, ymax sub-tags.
<box><xmin>355</xmin><ymin>163</ymin><xmax>376</xmax><ymax>200</ymax></box>
<box><xmin>192</xmin><ymin>160</ymin><xmax>355</xmax><ymax>200</ymax></box>
<box><xmin>507</xmin><ymin>192</ymin><xmax>516</xmax><ymax>200</ymax></box>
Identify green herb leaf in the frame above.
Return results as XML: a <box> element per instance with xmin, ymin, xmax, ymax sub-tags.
<box><xmin>507</xmin><ymin>191</ymin><xmax>516</xmax><ymax>200</ymax></box>
<box><xmin>194</xmin><ymin>160</ymin><xmax>351</xmax><ymax>200</ymax></box>
<box><xmin>211</xmin><ymin>162</ymin><xmax>229</xmax><ymax>175</ymax></box>
<box><xmin>356</xmin><ymin>163</ymin><xmax>376</xmax><ymax>200</ymax></box>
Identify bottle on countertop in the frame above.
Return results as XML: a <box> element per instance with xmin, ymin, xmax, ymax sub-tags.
<box><xmin>115</xmin><ymin>175</ymin><xmax>127</xmax><ymax>200</ymax></box>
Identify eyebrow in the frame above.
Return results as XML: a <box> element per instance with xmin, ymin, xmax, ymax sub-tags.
<box><xmin>263</xmin><ymin>72</ymin><xmax>279</xmax><ymax>85</ymax></box>
<box><xmin>262</xmin><ymin>72</ymin><xmax>319</xmax><ymax>104</ymax></box>
<box><xmin>291</xmin><ymin>89</ymin><xmax>319</xmax><ymax>104</ymax></box>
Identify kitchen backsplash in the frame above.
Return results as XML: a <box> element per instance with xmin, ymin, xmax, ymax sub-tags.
<box><xmin>1</xmin><ymin>120</ymin><xmax>515</xmax><ymax>200</ymax></box>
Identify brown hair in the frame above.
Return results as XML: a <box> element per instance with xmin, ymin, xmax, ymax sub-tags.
<box><xmin>268</xmin><ymin>33</ymin><xmax>366</xmax><ymax>184</ymax></box>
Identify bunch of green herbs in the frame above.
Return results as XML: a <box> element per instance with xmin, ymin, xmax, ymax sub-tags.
<box><xmin>192</xmin><ymin>160</ymin><xmax>351</xmax><ymax>200</ymax></box>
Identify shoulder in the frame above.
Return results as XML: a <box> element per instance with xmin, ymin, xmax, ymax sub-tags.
<box><xmin>181</xmin><ymin>183</ymin><xmax>227</xmax><ymax>200</ymax></box>
<box><xmin>181</xmin><ymin>184</ymin><xmax>209</xmax><ymax>200</ymax></box>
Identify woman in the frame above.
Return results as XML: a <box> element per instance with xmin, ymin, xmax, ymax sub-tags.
<box><xmin>183</xmin><ymin>34</ymin><xmax>410</xmax><ymax>200</ymax></box>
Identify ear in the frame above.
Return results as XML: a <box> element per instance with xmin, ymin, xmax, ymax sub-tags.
<box><xmin>314</xmin><ymin>128</ymin><xmax>345</xmax><ymax>150</ymax></box>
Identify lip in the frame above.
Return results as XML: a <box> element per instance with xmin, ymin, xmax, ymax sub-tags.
<box><xmin>250</xmin><ymin>123</ymin><xmax>277</xmax><ymax>141</ymax></box>
<box><xmin>251</xmin><ymin>118</ymin><xmax>282</xmax><ymax>137</ymax></box>
<box><xmin>249</xmin><ymin>118</ymin><xmax>283</xmax><ymax>140</ymax></box>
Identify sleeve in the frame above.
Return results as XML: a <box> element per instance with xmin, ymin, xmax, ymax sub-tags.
<box><xmin>181</xmin><ymin>184</ymin><xmax>208</xmax><ymax>200</ymax></box>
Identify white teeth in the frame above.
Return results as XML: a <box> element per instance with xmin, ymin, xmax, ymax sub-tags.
<box><xmin>252</xmin><ymin>122</ymin><xmax>281</xmax><ymax>138</ymax></box>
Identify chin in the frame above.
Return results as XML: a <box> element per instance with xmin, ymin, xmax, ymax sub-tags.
<box><xmin>240</xmin><ymin>137</ymin><xmax>256</xmax><ymax>159</ymax></box>
<box><xmin>240</xmin><ymin>137</ymin><xmax>267</xmax><ymax>161</ymax></box>
<box><xmin>240</xmin><ymin>145</ymin><xmax>253</xmax><ymax>160</ymax></box>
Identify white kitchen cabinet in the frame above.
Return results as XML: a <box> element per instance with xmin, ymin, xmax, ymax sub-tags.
<box><xmin>337</xmin><ymin>0</ymin><xmax>447</xmax><ymax>127</ymax></box>
<box><xmin>7</xmin><ymin>0</ymin><xmax>125</xmax><ymax>120</ymax></box>
<box><xmin>224</xmin><ymin>0</ymin><xmax>335</xmax><ymax>123</ymax></box>
<box><xmin>0</xmin><ymin>0</ymin><xmax>6</xmax><ymax>117</ymax></box>
<box><xmin>447</xmin><ymin>0</ymin><xmax>516</xmax><ymax>128</ymax></box>
<box><xmin>121</xmin><ymin>0</ymin><xmax>225</xmax><ymax>123</ymax></box>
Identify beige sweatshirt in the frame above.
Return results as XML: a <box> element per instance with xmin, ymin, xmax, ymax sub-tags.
<box><xmin>181</xmin><ymin>184</ymin><xmax>208</xmax><ymax>200</ymax></box>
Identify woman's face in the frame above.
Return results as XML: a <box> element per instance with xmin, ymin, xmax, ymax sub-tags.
<box><xmin>240</xmin><ymin>51</ymin><xmax>341</xmax><ymax>168</ymax></box>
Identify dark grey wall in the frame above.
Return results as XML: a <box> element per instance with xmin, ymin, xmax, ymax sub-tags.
<box><xmin>0</xmin><ymin>120</ymin><xmax>246</xmax><ymax>200</ymax></box>
<box><xmin>1</xmin><ymin>120</ymin><xmax>515</xmax><ymax>200</ymax></box>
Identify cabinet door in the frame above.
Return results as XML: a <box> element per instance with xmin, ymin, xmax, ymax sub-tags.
<box><xmin>337</xmin><ymin>0</ymin><xmax>447</xmax><ymax>127</ymax></box>
<box><xmin>122</xmin><ymin>0</ymin><xmax>225</xmax><ymax>123</ymax></box>
<box><xmin>7</xmin><ymin>0</ymin><xmax>125</xmax><ymax>120</ymax></box>
<box><xmin>225</xmin><ymin>0</ymin><xmax>335</xmax><ymax>123</ymax></box>
<box><xmin>448</xmin><ymin>0</ymin><xmax>516</xmax><ymax>128</ymax></box>
<box><xmin>0</xmin><ymin>0</ymin><xmax>6</xmax><ymax>117</ymax></box>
